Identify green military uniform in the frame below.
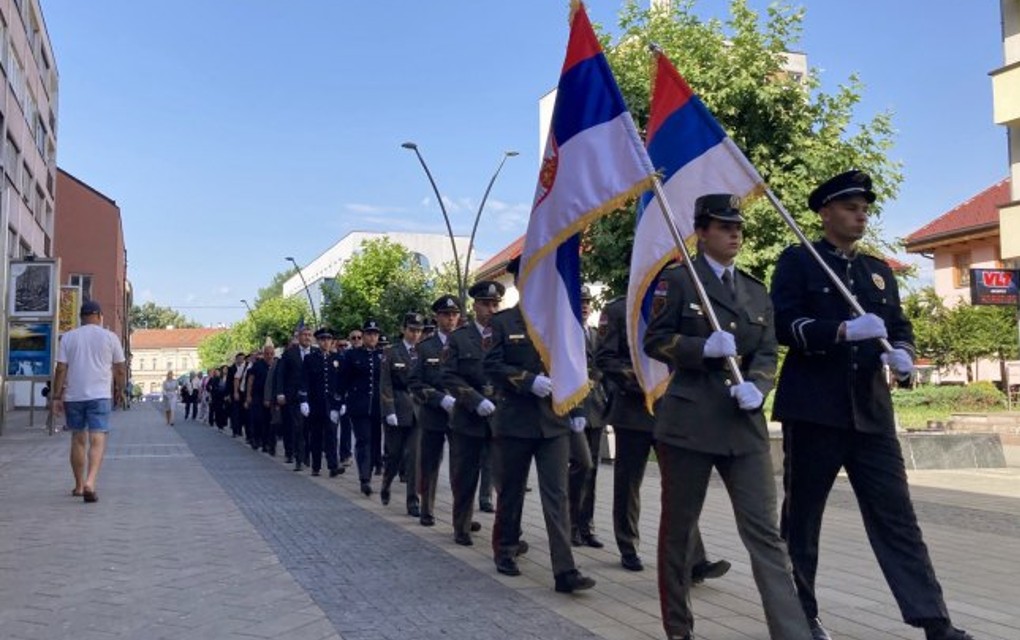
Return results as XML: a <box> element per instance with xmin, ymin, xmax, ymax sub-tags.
<box><xmin>645</xmin><ymin>248</ymin><xmax>810</xmax><ymax>639</ymax></box>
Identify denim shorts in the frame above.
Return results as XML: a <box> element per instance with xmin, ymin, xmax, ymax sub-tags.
<box><xmin>64</xmin><ymin>399</ymin><xmax>112</xmax><ymax>432</ymax></box>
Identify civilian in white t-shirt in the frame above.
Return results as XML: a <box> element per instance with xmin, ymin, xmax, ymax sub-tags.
<box><xmin>51</xmin><ymin>301</ymin><xmax>127</xmax><ymax>504</ymax></box>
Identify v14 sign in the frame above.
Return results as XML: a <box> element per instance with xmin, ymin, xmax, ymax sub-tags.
<box><xmin>970</xmin><ymin>268</ymin><xmax>1020</xmax><ymax>306</ymax></box>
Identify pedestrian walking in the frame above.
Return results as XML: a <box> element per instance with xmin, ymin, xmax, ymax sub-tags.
<box><xmin>380</xmin><ymin>312</ymin><xmax>424</xmax><ymax>515</ymax></box>
<box><xmin>50</xmin><ymin>301</ymin><xmax>127</xmax><ymax>504</ymax></box>
<box><xmin>161</xmin><ymin>371</ymin><xmax>179</xmax><ymax>426</ymax></box>
<box><xmin>338</xmin><ymin>319</ymin><xmax>384</xmax><ymax>495</ymax></box>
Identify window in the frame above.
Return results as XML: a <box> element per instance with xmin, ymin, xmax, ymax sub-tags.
<box><xmin>69</xmin><ymin>274</ymin><xmax>93</xmax><ymax>301</ymax></box>
<box><xmin>953</xmin><ymin>252</ymin><xmax>971</xmax><ymax>288</ymax></box>
<box><xmin>138</xmin><ymin>358</ymin><xmax>145</xmax><ymax>371</ymax></box>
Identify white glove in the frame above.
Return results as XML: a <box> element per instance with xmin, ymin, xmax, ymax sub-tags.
<box><xmin>729</xmin><ymin>382</ymin><xmax>764</xmax><ymax>411</ymax></box>
<box><xmin>881</xmin><ymin>348</ymin><xmax>914</xmax><ymax>378</ymax></box>
<box><xmin>570</xmin><ymin>416</ymin><xmax>587</xmax><ymax>433</ymax></box>
<box><xmin>843</xmin><ymin>313</ymin><xmax>888</xmax><ymax>342</ymax></box>
<box><xmin>476</xmin><ymin>399</ymin><xmax>496</xmax><ymax>417</ymax></box>
<box><xmin>440</xmin><ymin>395</ymin><xmax>456</xmax><ymax>413</ymax></box>
<box><xmin>530</xmin><ymin>375</ymin><xmax>553</xmax><ymax>398</ymax></box>
<box><xmin>339</xmin><ymin>404</ymin><xmax>346</xmax><ymax>416</ymax></box>
<box><xmin>702</xmin><ymin>331</ymin><xmax>737</xmax><ymax>359</ymax></box>
<box><xmin>385</xmin><ymin>413</ymin><xmax>399</xmax><ymax>427</ymax></box>
<box><xmin>329</xmin><ymin>410</ymin><xmax>340</xmax><ymax>424</ymax></box>
<box><xmin>299</xmin><ymin>402</ymin><xmax>310</xmax><ymax>417</ymax></box>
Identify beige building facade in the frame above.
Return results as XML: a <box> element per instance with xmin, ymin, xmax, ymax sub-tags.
<box><xmin>995</xmin><ymin>0</ymin><xmax>1020</xmax><ymax>261</ymax></box>
<box><xmin>130</xmin><ymin>328</ymin><xmax>224</xmax><ymax>394</ymax></box>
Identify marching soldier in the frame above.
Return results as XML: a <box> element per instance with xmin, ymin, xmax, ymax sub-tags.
<box><xmin>380</xmin><ymin>312</ymin><xmax>425</xmax><ymax>515</ymax></box>
<box><xmin>596</xmin><ymin>293</ymin><xmax>728</xmax><ymax>579</ymax></box>
<box><xmin>301</xmin><ymin>327</ymin><xmax>342</xmax><ymax>477</ymax></box>
<box><xmin>442</xmin><ymin>282</ymin><xmax>503</xmax><ymax>546</ymax></box>
<box><xmin>771</xmin><ymin>171</ymin><xmax>974</xmax><ymax>640</ymax></box>
<box><xmin>484</xmin><ymin>256</ymin><xmax>596</xmax><ymax>594</ymax></box>
<box><xmin>339</xmin><ymin>319</ymin><xmax>384</xmax><ymax>496</ymax></box>
<box><xmin>568</xmin><ymin>284</ymin><xmax>606</xmax><ymax>548</ymax></box>
<box><xmin>644</xmin><ymin>193</ymin><xmax>811</xmax><ymax>640</ymax></box>
<box><xmin>409</xmin><ymin>295</ymin><xmax>461</xmax><ymax>527</ymax></box>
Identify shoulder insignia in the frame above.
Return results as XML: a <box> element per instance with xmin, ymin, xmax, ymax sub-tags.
<box><xmin>735</xmin><ymin>267</ymin><xmax>766</xmax><ymax>287</ymax></box>
<box><xmin>872</xmin><ymin>272</ymin><xmax>886</xmax><ymax>290</ymax></box>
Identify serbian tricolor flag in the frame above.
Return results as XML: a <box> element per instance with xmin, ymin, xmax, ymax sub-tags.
<box><xmin>626</xmin><ymin>50</ymin><xmax>764</xmax><ymax>410</ymax></box>
<box><xmin>519</xmin><ymin>1</ymin><xmax>655</xmax><ymax>415</ymax></box>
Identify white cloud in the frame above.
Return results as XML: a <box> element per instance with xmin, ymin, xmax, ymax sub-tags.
<box><xmin>360</xmin><ymin>215</ymin><xmax>445</xmax><ymax>233</ymax></box>
<box><xmin>217</xmin><ymin>285</ymin><xmax>230</xmax><ymax>295</ymax></box>
<box><xmin>140</xmin><ymin>289</ymin><xmax>155</xmax><ymax>302</ymax></box>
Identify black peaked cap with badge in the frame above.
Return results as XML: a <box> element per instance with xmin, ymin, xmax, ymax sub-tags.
<box><xmin>314</xmin><ymin>326</ymin><xmax>334</xmax><ymax>339</ymax></box>
<box><xmin>363</xmin><ymin>319</ymin><xmax>381</xmax><ymax>333</ymax></box>
<box><xmin>694</xmin><ymin>193</ymin><xmax>745</xmax><ymax>224</ymax></box>
<box><xmin>580</xmin><ymin>285</ymin><xmax>593</xmax><ymax>301</ymax></box>
<box><xmin>808</xmin><ymin>170</ymin><xmax>876</xmax><ymax>213</ymax></box>
<box><xmin>431</xmin><ymin>294</ymin><xmax>461</xmax><ymax>314</ymax></box>
<box><xmin>403</xmin><ymin>312</ymin><xmax>425</xmax><ymax>328</ymax></box>
<box><xmin>469</xmin><ymin>280</ymin><xmax>505</xmax><ymax>301</ymax></box>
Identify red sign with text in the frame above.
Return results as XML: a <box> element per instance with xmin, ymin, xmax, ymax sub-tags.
<box><xmin>970</xmin><ymin>269</ymin><xmax>1020</xmax><ymax>306</ymax></box>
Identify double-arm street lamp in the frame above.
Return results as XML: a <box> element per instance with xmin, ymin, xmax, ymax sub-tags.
<box><xmin>285</xmin><ymin>256</ymin><xmax>319</xmax><ymax>327</ymax></box>
<box><xmin>401</xmin><ymin>142</ymin><xmax>518</xmax><ymax>307</ymax></box>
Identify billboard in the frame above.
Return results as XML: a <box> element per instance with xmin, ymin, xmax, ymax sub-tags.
<box><xmin>969</xmin><ymin>268</ymin><xmax>1020</xmax><ymax>306</ymax></box>
<box><xmin>7</xmin><ymin>321</ymin><xmax>54</xmax><ymax>378</ymax></box>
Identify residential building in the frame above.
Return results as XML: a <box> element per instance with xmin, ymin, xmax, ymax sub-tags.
<box><xmin>282</xmin><ymin>231</ymin><xmax>475</xmax><ymax>313</ymax></box>
<box><xmin>130</xmin><ymin>328</ymin><xmax>225</xmax><ymax>394</ymax></box>
<box><xmin>54</xmin><ymin>168</ymin><xmax>129</xmax><ymax>350</ymax></box>
<box><xmin>994</xmin><ymin>0</ymin><xmax>1020</xmax><ymax>261</ymax></box>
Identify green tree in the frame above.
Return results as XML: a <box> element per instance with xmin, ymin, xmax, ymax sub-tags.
<box><xmin>233</xmin><ymin>296</ymin><xmax>309</xmax><ymax>352</ymax></box>
<box><xmin>321</xmin><ymin>238</ymin><xmax>431</xmax><ymax>337</ymax></box>
<box><xmin>902</xmin><ymin>287</ymin><xmax>951</xmax><ymax>370</ymax></box>
<box><xmin>130</xmin><ymin>301</ymin><xmax>201</xmax><ymax>330</ymax></box>
<box><xmin>583</xmin><ymin>0</ymin><xmax>902</xmax><ymax>296</ymax></box>
<box><xmin>942</xmin><ymin>303</ymin><xmax>1018</xmax><ymax>382</ymax></box>
<box><xmin>197</xmin><ymin>330</ymin><xmax>244</xmax><ymax>370</ymax></box>
<box><xmin>254</xmin><ymin>268</ymin><xmax>298</xmax><ymax>307</ymax></box>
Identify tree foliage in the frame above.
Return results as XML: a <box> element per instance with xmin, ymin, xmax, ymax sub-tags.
<box><xmin>583</xmin><ymin>0</ymin><xmax>902</xmax><ymax>297</ymax></box>
<box><xmin>130</xmin><ymin>301</ymin><xmax>201</xmax><ymax>330</ymax></box>
<box><xmin>321</xmin><ymin>238</ymin><xmax>432</xmax><ymax>337</ymax></box>
<box><xmin>254</xmin><ymin>268</ymin><xmax>298</xmax><ymax>307</ymax></box>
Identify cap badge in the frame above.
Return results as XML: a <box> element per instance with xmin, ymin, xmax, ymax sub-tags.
<box><xmin>729</xmin><ymin>195</ymin><xmax>741</xmax><ymax>209</ymax></box>
<box><xmin>872</xmin><ymin>273</ymin><xmax>886</xmax><ymax>290</ymax></box>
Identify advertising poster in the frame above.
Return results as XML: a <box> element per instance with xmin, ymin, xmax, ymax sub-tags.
<box><xmin>59</xmin><ymin>285</ymin><xmax>81</xmax><ymax>334</ymax></box>
<box><xmin>969</xmin><ymin>268</ymin><xmax>1020</xmax><ymax>306</ymax></box>
<box><xmin>7</xmin><ymin>321</ymin><xmax>54</xmax><ymax>378</ymax></box>
<box><xmin>8</xmin><ymin>261</ymin><xmax>55</xmax><ymax>317</ymax></box>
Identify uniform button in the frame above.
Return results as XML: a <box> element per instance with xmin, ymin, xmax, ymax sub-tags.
<box><xmin>729</xmin><ymin>322</ymin><xmax>736</xmax><ymax>329</ymax></box>
<box><xmin>853</xmin><ymin>364</ymin><xmax>858</xmax><ymax>370</ymax></box>
<box><xmin>822</xmin><ymin>287</ymin><xmax>829</xmax><ymax>293</ymax></box>
<box><xmin>724</xmin><ymin>379</ymin><xmax>732</xmax><ymax>386</ymax></box>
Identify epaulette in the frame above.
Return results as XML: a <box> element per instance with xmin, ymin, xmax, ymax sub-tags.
<box><xmin>735</xmin><ymin>267</ymin><xmax>766</xmax><ymax>286</ymax></box>
<box><xmin>491</xmin><ymin>308</ymin><xmax>514</xmax><ymax>319</ymax></box>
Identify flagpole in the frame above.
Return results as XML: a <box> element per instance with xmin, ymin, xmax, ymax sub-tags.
<box><xmin>762</xmin><ymin>187</ymin><xmax>893</xmax><ymax>353</ymax></box>
<box><xmin>650</xmin><ymin>177</ymin><xmax>745</xmax><ymax>384</ymax></box>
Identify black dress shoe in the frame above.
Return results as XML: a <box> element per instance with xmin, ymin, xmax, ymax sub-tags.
<box><xmin>621</xmin><ymin>554</ymin><xmax>644</xmax><ymax>572</ymax></box>
<box><xmin>554</xmin><ymin>569</ymin><xmax>596</xmax><ymax>593</ymax></box>
<box><xmin>808</xmin><ymin>617</ymin><xmax>831</xmax><ymax>640</ymax></box>
<box><xmin>495</xmin><ymin>556</ymin><xmax>521</xmax><ymax>576</ymax></box>
<box><xmin>310</xmin><ymin>469</ymin><xmax>320</xmax><ymax>477</ymax></box>
<box><xmin>380</xmin><ymin>488</ymin><xmax>391</xmax><ymax>505</ymax></box>
<box><xmin>926</xmin><ymin>623</ymin><xmax>975</xmax><ymax>640</ymax></box>
<box><xmin>580</xmin><ymin>533</ymin><xmax>604</xmax><ymax>548</ymax></box>
<box><xmin>407</xmin><ymin>504</ymin><xmax>421</xmax><ymax>518</ymax></box>
<box><xmin>454</xmin><ymin>533</ymin><xmax>473</xmax><ymax>546</ymax></box>
<box><xmin>691</xmin><ymin>559</ymin><xmax>730</xmax><ymax>584</ymax></box>
<box><xmin>373</xmin><ymin>465</ymin><xmax>383</xmax><ymax>476</ymax></box>
<box><xmin>478</xmin><ymin>500</ymin><xmax>495</xmax><ymax>513</ymax></box>
<box><xmin>470</xmin><ymin>521</ymin><xmax>481</xmax><ymax>532</ymax></box>
<box><xmin>293</xmin><ymin>463</ymin><xmax>303</xmax><ymax>472</ymax></box>
<box><xmin>571</xmin><ymin>530</ymin><xmax>584</xmax><ymax>547</ymax></box>
<box><xmin>516</xmin><ymin>540</ymin><xmax>529</xmax><ymax>556</ymax></box>
<box><xmin>420</xmin><ymin>514</ymin><xmax>435</xmax><ymax>527</ymax></box>
<box><xmin>360</xmin><ymin>481</ymin><xmax>373</xmax><ymax>496</ymax></box>
<box><xmin>329</xmin><ymin>468</ymin><xmax>343</xmax><ymax>477</ymax></box>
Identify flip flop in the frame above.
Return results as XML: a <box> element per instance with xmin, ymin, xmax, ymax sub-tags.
<box><xmin>82</xmin><ymin>488</ymin><xmax>98</xmax><ymax>503</ymax></box>
<box><xmin>71</xmin><ymin>489</ymin><xmax>84</xmax><ymax>497</ymax></box>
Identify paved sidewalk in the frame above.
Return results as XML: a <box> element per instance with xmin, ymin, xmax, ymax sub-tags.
<box><xmin>1</xmin><ymin>407</ymin><xmax>1019</xmax><ymax>640</ymax></box>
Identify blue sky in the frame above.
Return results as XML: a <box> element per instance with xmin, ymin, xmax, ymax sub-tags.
<box><xmin>45</xmin><ymin>1</ymin><xmax>1006</xmax><ymax>326</ymax></box>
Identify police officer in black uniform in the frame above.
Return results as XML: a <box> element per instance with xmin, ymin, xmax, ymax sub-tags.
<box><xmin>339</xmin><ymin>319</ymin><xmax>384</xmax><ymax>496</ymax></box>
<box><xmin>771</xmin><ymin>171</ymin><xmax>974</xmax><ymax>640</ymax></box>
<box><xmin>301</xmin><ymin>327</ymin><xmax>342</xmax><ymax>477</ymax></box>
<box><xmin>380</xmin><ymin>312</ymin><xmax>425</xmax><ymax>515</ymax></box>
<box><xmin>409</xmin><ymin>295</ymin><xmax>461</xmax><ymax>527</ymax></box>
<box><xmin>596</xmin><ymin>291</ymin><xmax>729</xmax><ymax>580</ymax></box>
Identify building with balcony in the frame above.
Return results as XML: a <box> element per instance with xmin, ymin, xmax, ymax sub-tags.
<box><xmin>994</xmin><ymin>0</ymin><xmax>1020</xmax><ymax>261</ymax></box>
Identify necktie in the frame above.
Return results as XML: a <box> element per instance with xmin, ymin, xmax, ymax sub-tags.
<box><xmin>721</xmin><ymin>269</ymin><xmax>736</xmax><ymax>299</ymax></box>
<box><xmin>482</xmin><ymin>327</ymin><xmax>493</xmax><ymax>351</ymax></box>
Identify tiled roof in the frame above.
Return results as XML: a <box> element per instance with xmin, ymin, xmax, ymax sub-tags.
<box><xmin>474</xmin><ymin>235</ymin><xmax>524</xmax><ymax>279</ymax></box>
<box><xmin>904</xmin><ymin>178</ymin><xmax>1009</xmax><ymax>247</ymax></box>
<box><xmin>131</xmin><ymin>328</ymin><xmax>225</xmax><ymax>350</ymax></box>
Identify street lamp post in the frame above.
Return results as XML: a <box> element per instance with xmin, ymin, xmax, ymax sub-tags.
<box><xmin>240</xmin><ymin>299</ymin><xmax>253</xmax><ymax>315</ymax></box>
<box><xmin>401</xmin><ymin>142</ymin><xmax>465</xmax><ymax>305</ymax></box>
<box><xmin>285</xmin><ymin>257</ymin><xmax>319</xmax><ymax>326</ymax></box>
<box><xmin>463</xmin><ymin>151</ymin><xmax>519</xmax><ymax>284</ymax></box>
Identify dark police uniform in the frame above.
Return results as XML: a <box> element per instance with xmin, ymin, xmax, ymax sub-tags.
<box><xmin>568</xmin><ymin>285</ymin><xmax>607</xmax><ymax>548</ymax></box>
<box><xmin>408</xmin><ymin>295</ymin><xmax>461</xmax><ymax>527</ymax></box>
<box><xmin>380</xmin><ymin>313</ymin><xmax>424</xmax><ymax>514</ymax></box>
<box><xmin>442</xmin><ymin>282</ymin><xmax>503</xmax><ymax>545</ymax></box>
<box><xmin>645</xmin><ymin>195</ymin><xmax>810</xmax><ymax>640</ymax></box>
<box><xmin>772</xmin><ymin>171</ymin><xmax>965</xmax><ymax>640</ymax></box>
<box><xmin>338</xmin><ymin>320</ymin><xmax>383</xmax><ymax>494</ymax></box>
<box><xmin>301</xmin><ymin>328</ymin><xmax>341</xmax><ymax>476</ymax></box>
